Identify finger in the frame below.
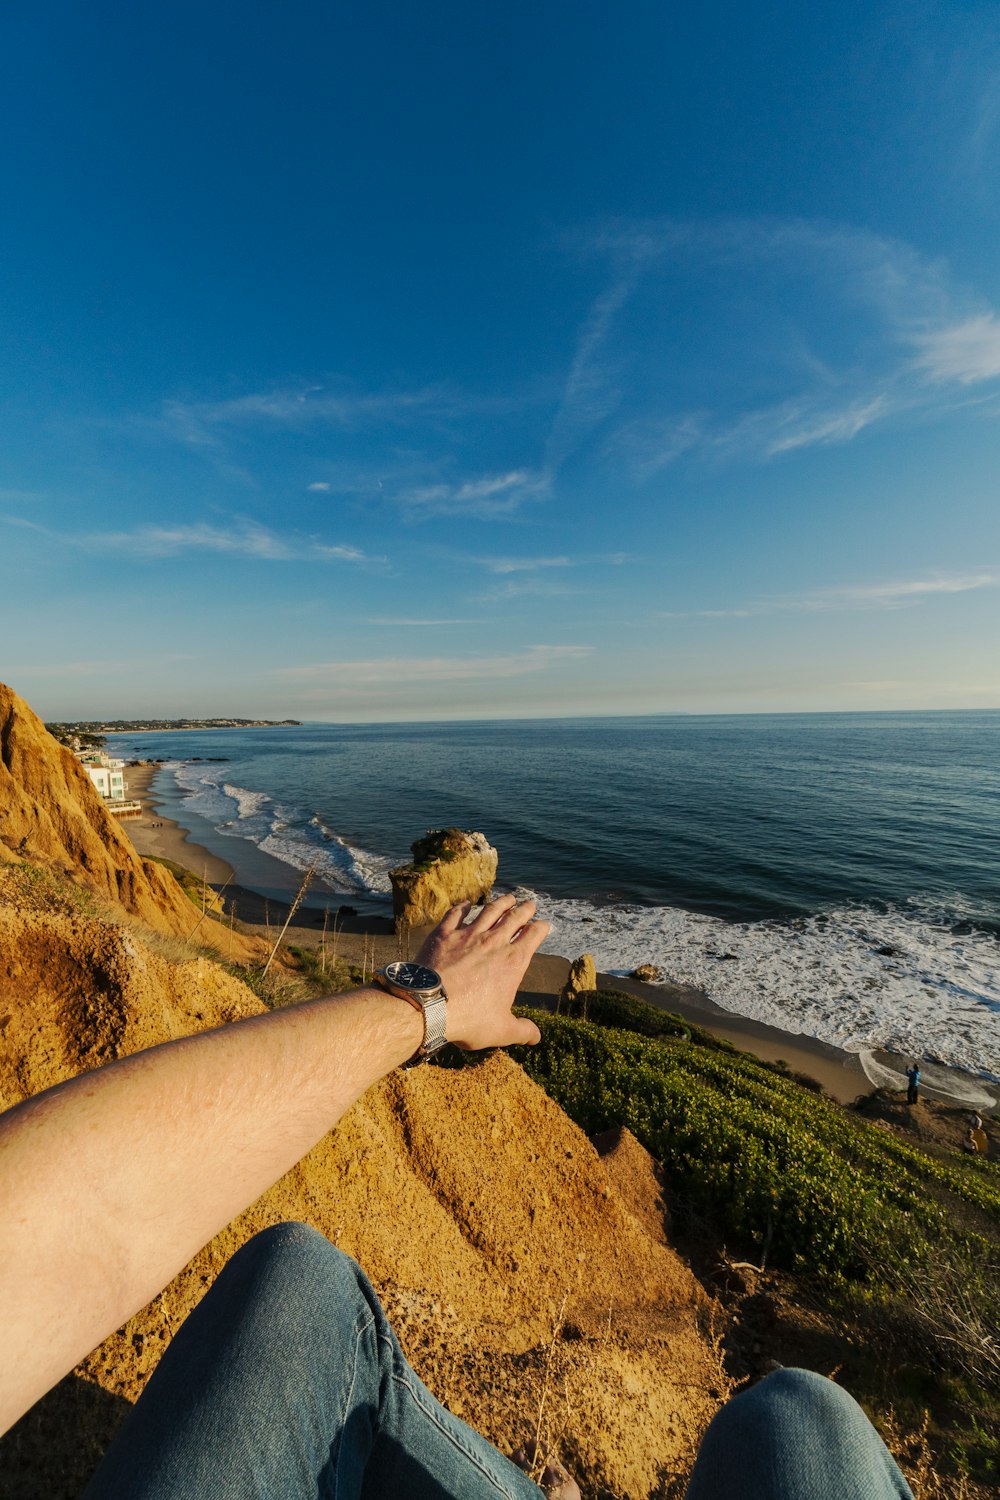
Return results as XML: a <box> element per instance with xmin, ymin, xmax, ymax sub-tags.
<box><xmin>509</xmin><ymin>1017</ymin><xmax>542</xmax><ymax>1046</ymax></box>
<box><xmin>511</xmin><ymin>917</ymin><xmax>551</xmax><ymax>956</ymax></box>
<box><xmin>496</xmin><ymin>898</ymin><xmax>537</xmax><ymax>931</ymax></box>
<box><xmin>469</xmin><ymin>892</ymin><xmax>518</xmax><ymax>931</ymax></box>
<box><xmin>436</xmin><ymin>901</ymin><xmax>470</xmax><ymax>936</ymax></box>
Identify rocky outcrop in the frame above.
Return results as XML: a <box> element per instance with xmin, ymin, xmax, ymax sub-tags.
<box><xmin>0</xmin><ymin>903</ymin><xmax>718</xmax><ymax>1498</ymax></box>
<box><xmin>390</xmin><ymin>827</ymin><xmax>498</xmax><ymax>929</ymax></box>
<box><xmin>560</xmin><ymin>952</ymin><xmax>597</xmax><ymax>1008</ymax></box>
<box><xmin>631</xmin><ymin>963</ymin><xmax>664</xmax><ymax>984</ymax></box>
<box><xmin>0</xmin><ymin>682</ymin><xmax>250</xmax><ymax>954</ymax></box>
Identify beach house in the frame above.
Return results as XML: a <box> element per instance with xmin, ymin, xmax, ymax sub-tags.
<box><xmin>76</xmin><ymin>751</ymin><xmax>142</xmax><ymax>818</ymax></box>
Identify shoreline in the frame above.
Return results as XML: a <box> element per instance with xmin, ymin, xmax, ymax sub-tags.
<box><xmin>121</xmin><ymin>761</ymin><xmax>1000</xmax><ymax>1111</ymax></box>
<box><xmin>124</xmin><ymin>763</ymin><xmax>236</xmax><ymax>886</ymax></box>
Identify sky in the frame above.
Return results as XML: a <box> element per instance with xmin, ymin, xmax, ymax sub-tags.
<box><xmin>3</xmin><ymin>0</ymin><xmax>1000</xmax><ymax>721</ymax></box>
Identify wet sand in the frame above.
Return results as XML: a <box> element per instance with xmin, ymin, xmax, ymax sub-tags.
<box><xmin>120</xmin><ymin>760</ymin><xmax>997</xmax><ymax>1110</ymax></box>
<box><xmin>124</xmin><ymin>763</ymin><xmax>235</xmax><ymax>886</ymax></box>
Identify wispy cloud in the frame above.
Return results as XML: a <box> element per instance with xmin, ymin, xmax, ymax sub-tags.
<box><xmin>2</xmin><ymin>514</ymin><xmax>376</xmax><ymax>564</ymax></box>
<box><xmin>402</xmin><ymin>469</ymin><xmax>550</xmax><ymax>518</ymax></box>
<box><xmin>93</xmin><ymin>521</ymin><xmax>374</xmax><ymax>563</ymax></box>
<box><xmin>160</xmin><ymin>382</ymin><xmax>540</xmax><ymax>454</ymax></box>
<box><xmin>763</xmin><ymin>396</ymin><xmax>889</xmax><ymax>455</ymax></box>
<box><xmin>277</xmin><ymin>643</ymin><xmax>593</xmax><ymax>686</ymax></box>
<box><xmin>911</xmin><ymin>313</ymin><xmax>1000</xmax><ymax>384</ymax></box>
<box><xmin>365</xmin><ymin>617</ymin><xmax>487</xmax><ymax>626</ymax></box>
<box><xmin>659</xmin><ymin>608</ymin><xmax>753</xmax><ymax>619</ymax></box>
<box><xmin>307</xmin><ymin>481</ymin><xmax>331</xmax><ymax>492</ymax></box>
<box><xmin>479</xmin><ymin>577</ymin><xmax>580</xmax><ymax>604</ymax></box>
<box><xmin>484</xmin><ymin>555</ymin><xmax>572</xmax><ymax>574</ymax></box>
<box><xmin>794</xmin><ymin>572</ymin><xmax>999</xmax><ymax>610</ymax></box>
<box><xmin>661</xmin><ymin>571</ymin><xmax>999</xmax><ymax>620</ymax></box>
<box><xmin>162</xmin><ymin>385</ymin><xmax>450</xmax><ymax>448</ymax></box>
<box><xmin>1</xmin><ymin>513</ymin><xmax>52</xmax><ymax>535</ymax></box>
<box><xmin>545</xmin><ymin>266</ymin><xmax>641</xmax><ymax>472</ymax></box>
<box><xmin>572</xmin><ymin>215</ymin><xmax>1000</xmax><ymax>476</ymax></box>
<box><xmin>620</xmin><ymin>394</ymin><xmax>892</xmax><ymax>476</ymax></box>
<box><xmin>614</xmin><ymin>414</ymin><xmax>706</xmax><ymax>481</ymax></box>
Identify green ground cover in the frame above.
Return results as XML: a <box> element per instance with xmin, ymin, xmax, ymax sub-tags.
<box><xmin>511</xmin><ymin>990</ymin><xmax>1000</xmax><ymax>1487</ymax></box>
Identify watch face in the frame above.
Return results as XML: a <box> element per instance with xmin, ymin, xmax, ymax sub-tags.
<box><xmin>384</xmin><ymin>961</ymin><xmax>441</xmax><ymax>992</ymax></box>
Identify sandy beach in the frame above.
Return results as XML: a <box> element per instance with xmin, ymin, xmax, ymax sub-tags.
<box><xmin>124</xmin><ymin>762</ymin><xmax>235</xmax><ymax>885</ymax></box>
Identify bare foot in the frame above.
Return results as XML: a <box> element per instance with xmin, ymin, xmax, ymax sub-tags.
<box><xmin>511</xmin><ymin>1439</ymin><xmax>582</xmax><ymax>1500</ymax></box>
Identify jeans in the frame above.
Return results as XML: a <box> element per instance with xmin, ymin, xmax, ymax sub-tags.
<box><xmin>83</xmin><ymin>1222</ymin><xmax>913</xmax><ymax>1500</ymax></box>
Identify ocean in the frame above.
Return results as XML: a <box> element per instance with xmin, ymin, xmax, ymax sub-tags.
<box><xmin>108</xmin><ymin>712</ymin><xmax>1000</xmax><ymax>1091</ymax></box>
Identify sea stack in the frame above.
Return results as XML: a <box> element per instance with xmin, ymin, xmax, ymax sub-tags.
<box><xmin>390</xmin><ymin>827</ymin><xmax>498</xmax><ymax>930</ymax></box>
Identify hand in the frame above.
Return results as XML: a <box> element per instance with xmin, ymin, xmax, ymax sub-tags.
<box><xmin>416</xmin><ymin>895</ymin><xmax>549</xmax><ymax>1051</ymax></box>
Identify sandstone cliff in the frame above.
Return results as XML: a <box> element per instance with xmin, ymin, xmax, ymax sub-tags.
<box><xmin>390</xmin><ymin>826</ymin><xmax>498</xmax><ymax>928</ymax></box>
<box><xmin>0</xmin><ymin>900</ymin><xmax>719</xmax><ymax>1499</ymax></box>
<box><xmin>0</xmin><ymin>683</ymin><xmax>255</xmax><ymax>959</ymax></box>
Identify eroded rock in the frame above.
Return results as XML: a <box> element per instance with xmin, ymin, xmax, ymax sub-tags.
<box><xmin>390</xmin><ymin>827</ymin><xmax>498</xmax><ymax>929</ymax></box>
<box><xmin>560</xmin><ymin>952</ymin><xmax>597</xmax><ymax>1007</ymax></box>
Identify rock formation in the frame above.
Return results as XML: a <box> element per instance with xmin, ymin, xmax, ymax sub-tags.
<box><xmin>0</xmin><ymin>682</ymin><xmax>254</xmax><ymax>958</ymax></box>
<box><xmin>560</xmin><ymin>952</ymin><xmax>597</xmax><ymax>1008</ymax></box>
<box><xmin>390</xmin><ymin>827</ymin><xmax>498</xmax><ymax>930</ymax></box>
<box><xmin>631</xmin><ymin>963</ymin><xmax>664</xmax><ymax>984</ymax></box>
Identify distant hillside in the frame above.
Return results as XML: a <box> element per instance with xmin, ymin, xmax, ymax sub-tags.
<box><xmin>47</xmin><ymin>716</ymin><xmax>303</xmax><ymax>743</ymax></box>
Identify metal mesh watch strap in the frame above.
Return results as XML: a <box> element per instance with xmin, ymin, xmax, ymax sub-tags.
<box><xmin>409</xmin><ymin>990</ymin><xmax>448</xmax><ymax>1067</ymax></box>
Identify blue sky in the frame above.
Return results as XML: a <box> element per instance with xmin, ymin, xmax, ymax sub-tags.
<box><xmin>3</xmin><ymin>0</ymin><xmax>1000</xmax><ymax>720</ymax></box>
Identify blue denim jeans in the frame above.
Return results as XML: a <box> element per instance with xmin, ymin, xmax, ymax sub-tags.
<box><xmin>82</xmin><ymin>1222</ymin><xmax>913</xmax><ymax>1500</ymax></box>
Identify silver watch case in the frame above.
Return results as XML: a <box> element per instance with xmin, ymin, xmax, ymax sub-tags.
<box><xmin>376</xmin><ymin>961</ymin><xmax>449</xmax><ymax>1066</ymax></box>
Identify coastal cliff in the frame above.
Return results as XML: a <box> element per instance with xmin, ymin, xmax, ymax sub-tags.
<box><xmin>0</xmin><ymin>682</ymin><xmax>256</xmax><ymax>960</ymax></box>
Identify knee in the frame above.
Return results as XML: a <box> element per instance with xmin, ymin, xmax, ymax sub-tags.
<box><xmin>240</xmin><ymin>1219</ymin><xmax>339</xmax><ymax>1270</ymax></box>
<box><xmin>724</xmin><ymin>1367</ymin><xmax>868</xmax><ymax>1444</ymax></box>
<box><xmin>758</xmin><ymin>1368</ymin><xmax>862</xmax><ymax>1418</ymax></box>
<box><xmin>222</xmin><ymin>1222</ymin><xmax>374</xmax><ymax>1325</ymax></box>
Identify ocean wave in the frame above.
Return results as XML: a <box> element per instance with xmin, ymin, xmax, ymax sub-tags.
<box><xmin>525</xmin><ymin>889</ymin><xmax>1000</xmax><ymax>1083</ymax></box>
<box><xmin>168</xmin><ymin>762</ymin><xmax>396</xmax><ymax>898</ymax></box>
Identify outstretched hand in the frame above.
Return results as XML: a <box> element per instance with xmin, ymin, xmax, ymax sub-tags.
<box><xmin>417</xmin><ymin>895</ymin><xmax>549</xmax><ymax>1051</ymax></box>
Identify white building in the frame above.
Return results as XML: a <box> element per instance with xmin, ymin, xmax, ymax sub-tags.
<box><xmin>77</xmin><ymin>752</ymin><xmax>141</xmax><ymax>817</ymax></box>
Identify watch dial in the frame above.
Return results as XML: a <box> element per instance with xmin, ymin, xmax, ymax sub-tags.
<box><xmin>385</xmin><ymin>961</ymin><xmax>440</xmax><ymax>990</ymax></box>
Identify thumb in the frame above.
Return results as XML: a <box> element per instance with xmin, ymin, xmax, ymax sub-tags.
<box><xmin>507</xmin><ymin>1016</ymin><xmax>542</xmax><ymax>1046</ymax></box>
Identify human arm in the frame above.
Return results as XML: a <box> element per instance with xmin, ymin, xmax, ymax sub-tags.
<box><xmin>0</xmin><ymin>894</ymin><xmax>548</xmax><ymax>1433</ymax></box>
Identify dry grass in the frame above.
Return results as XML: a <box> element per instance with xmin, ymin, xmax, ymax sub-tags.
<box><xmin>878</xmin><ymin>1408</ymin><xmax>986</xmax><ymax>1500</ymax></box>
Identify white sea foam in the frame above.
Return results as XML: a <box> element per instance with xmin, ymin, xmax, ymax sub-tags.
<box><xmin>223</xmin><ymin>783</ymin><xmax>270</xmax><ymax>821</ymax></box>
<box><xmin>525</xmin><ymin>890</ymin><xmax>1000</xmax><ymax>1085</ymax></box>
<box><xmin>167</xmin><ymin>763</ymin><xmax>396</xmax><ymax>897</ymax></box>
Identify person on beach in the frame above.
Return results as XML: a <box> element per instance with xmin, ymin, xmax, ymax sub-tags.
<box><xmin>905</xmin><ymin>1062</ymin><xmax>920</xmax><ymax>1105</ymax></box>
<box><xmin>0</xmin><ymin>894</ymin><xmax>914</xmax><ymax>1500</ymax></box>
<box><xmin>966</xmin><ymin>1114</ymin><xmax>988</xmax><ymax>1155</ymax></box>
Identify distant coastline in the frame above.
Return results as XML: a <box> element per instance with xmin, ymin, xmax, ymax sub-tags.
<box><xmin>49</xmin><ymin>718</ymin><xmax>302</xmax><ymax>743</ymax></box>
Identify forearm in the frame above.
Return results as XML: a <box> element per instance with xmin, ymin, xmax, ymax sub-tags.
<box><xmin>0</xmin><ymin>893</ymin><xmax>548</xmax><ymax>1435</ymax></box>
<box><xmin>0</xmin><ymin>984</ymin><xmax>421</xmax><ymax>1432</ymax></box>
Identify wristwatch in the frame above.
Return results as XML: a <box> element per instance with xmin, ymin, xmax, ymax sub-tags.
<box><xmin>375</xmin><ymin>961</ymin><xmax>449</xmax><ymax>1066</ymax></box>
